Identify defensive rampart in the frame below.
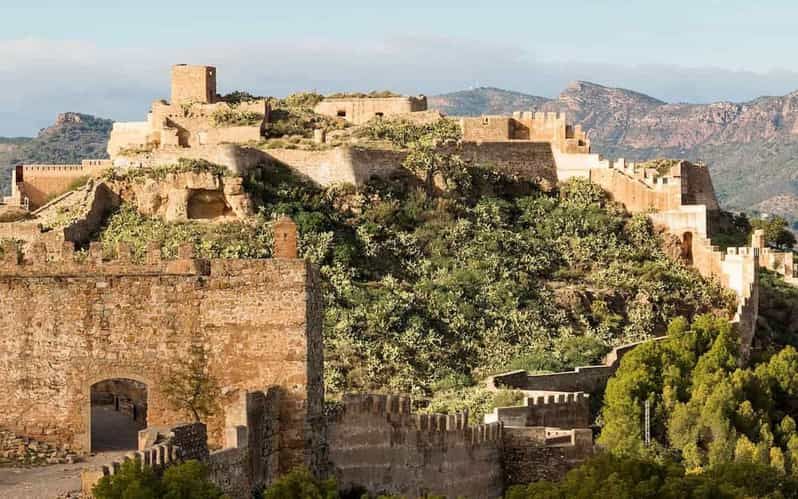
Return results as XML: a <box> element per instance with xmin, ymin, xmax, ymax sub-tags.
<box><xmin>460</xmin><ymin>112</ymin><xmax>590</xmax><ymax>155</ymax></box>
<box><xmin>326</xmin><ymin>393</ymin><xmax>504</xmax><ymax>498</ymax></box>
<box><xmin>485</xmin><ymin>393</ymin><xmax>591</xmax><ymax>429</ymax></box>
<box><xmin>0</xmin><ymin>237</ymin><xmax>324</xmax><ymax>474</ymax></box>
<box><xmin>10</xmin><ymin>160</ymin><xmax>111</xmax><ymax>210</ymax></box>
<box><xmin>314</xmin><ymin>96</ymin><xmax>428</xmax><ymax>124</ymax></box>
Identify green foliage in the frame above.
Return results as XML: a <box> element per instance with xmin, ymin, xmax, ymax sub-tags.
<box><xmin>752</xmin><ymin>215</ymin><xmax>797</xmax><ymax>249</ymax></box>
<box><xmin>93</xmin><ymin>459</ymin><xmax>224</xmax><ymax>499</ymax></box>
<box><xmin>99</xmin><ymin>205</ymin><xmax>272</xmax><ymax>261</ymax></box>
<box><xmin>160</xmin><ymin>460</ymin><xmax>226</xmax><ymax>499</ymax></box>
<box><xmin>505</xmin><ymin>452</ymin><xmax>798</xmax><ymax>499</ymax></box>
<box><xmin>262</xmin><ymin>467</ymin><xmax>338</xmax><ymax>499</ymax></box>
<box><xmin>712</xmin><ymin>211</ymin><xmax>753</xmax><ymax>250</ymax></box>
<box><xmin>358</xmin><ymin>117</ymin><xmax>462</xmax><ymax>149</ymax></box>
<box><xmin>244</xmin><ymin>162</ymin><xmax>731</xmax><ymax>396</ymax></box>
<box><xmin>757</xmin><ymin>270</ymin><xmax>798</xmax><ymax>354</ymax></box>
<box><xmin>599</xmin><ymin>314</ymin><xmax>798</xmax><ymax>471</ymax></box>
<box><xmin>211</xmin><ymin>107</ymin><xmax>263</xmax><ymax>127</ymax></box>
<box><xmin>219</xmin><ymin>91</ymin><xmax>263</xmax><ymax>105</ymax></box>
<box><xmin>97</xmin><ymin>159</ymin><xmax>733</xmax><ymax>401</ymax></box>
<box><xmin>263</xmin><ymin>92</ymin><xmax>345</xmax><ymax>140</ymax></box>
<box><xmin>424</xmin><ymin>387</ymin><xmax>524</xmax><ymax>423</ymax></box>
<box><xmin>276</xmin><ymin>92</ymin><xmax>324</xmax><ymax>109</ymax></box>
<box><xmin>326</xmin><ymin>90</ymin><xmax>401</xmax><ymax>99</ymax></box>
<box><xmin>105</xmin><ymin>158</ymin><xmax>230</xmax><ymax>183</ymax></box>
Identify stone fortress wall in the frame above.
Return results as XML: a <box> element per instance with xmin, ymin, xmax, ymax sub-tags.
<box><xmin>107</xmin><ymin>65</ymin><xmax>270</xmax><ymax>157</ymax></box>
<box><xmin>314</xmin><ymin>95</ymin><xmax>428</xmax><ymax>124</ymax></box>
<box><xmin>326</xmin><ymin>393</ymin><xmax>504</xmax><ymax>498</ymax></box>
<box><xmin>5</xmin><ymin>160</ymin><xmax>112</xmax><ymax>210</ymax></box>
<box><xmin>0</xmin><ymin>221</ymin><xmax>325</xmax><ymax>475</ymax></box>
<box><xmin>3</xmin><ymin>65</ymin><xmax>798</xmax><ymax>496</ymax></box>
<box><xmin>460</xmin><ymin>112</ymin><xmax>590</xmax><ymax>154</ymax></box>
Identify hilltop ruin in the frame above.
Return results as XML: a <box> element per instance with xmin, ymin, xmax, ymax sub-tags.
<box><xmin>0</xmin><ymin>64</ymin><xmax>796</xmax><ymax>498</ymax></box>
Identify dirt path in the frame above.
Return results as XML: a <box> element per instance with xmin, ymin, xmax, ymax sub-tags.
<box><xmin>0</xmin><ymin>407</ymin><xmax>142</xmax><ymax>498</ymax></box>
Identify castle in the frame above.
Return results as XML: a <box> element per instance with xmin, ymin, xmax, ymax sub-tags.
<box><xmin>0</xmin><ymin>65</ymin><xmax>797</xmax><ymax>498</ymax></box>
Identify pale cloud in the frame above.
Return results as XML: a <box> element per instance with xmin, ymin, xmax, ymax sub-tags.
<box><xmin>2</xmin><ymin>36</ymin><xmax>798</xmax><ymax>136</ymax></box>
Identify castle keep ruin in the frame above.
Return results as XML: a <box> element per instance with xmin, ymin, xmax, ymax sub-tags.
<box><xmin>107</xmin><ymin>64</ymin><xmax>270</xmax><ymax>156</ymax></box>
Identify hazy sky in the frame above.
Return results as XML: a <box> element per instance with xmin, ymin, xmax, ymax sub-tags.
<box><xmin>3</xmin><ymin>0</ymin><xmax>798</xmax><ymax>135</ymax></box>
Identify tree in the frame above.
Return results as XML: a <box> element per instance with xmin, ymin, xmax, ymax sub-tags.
<box><xmin>402</xmin><ymin>144</ymin><xmax>466</xmax><ymax>198</ymax></box>
<box><xmin>92</xmin><ymin>460</ymin><xmax>224</xmax><ymax>499</ymax></box>
<box><xmin>161</xmin><ymin>460</ymin><xmax>225</xmax><ymax>499</ymax></box>
<box><xmin>752</xmin><ymin>216</ymin><xmax>796</xmax><ymax>249</ymax></box>
<box><xmin>93</xmin><ymin>459</ymin><xmax>160</xmax><ymax>499</ymax></box>
<box><xmin>162</xmin><ymin>343</ymin><xmax>220</xmax><ymax>422</ymax></box>
<box><xmin>262</xmin><ymin>467</ymin><xmax>338</xmax><ymax>499</ymax></box>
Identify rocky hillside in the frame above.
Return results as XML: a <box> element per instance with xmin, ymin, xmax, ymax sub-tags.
<box><xmin>428</xmin><ymin>87</ymin><xmax>550</xmax><ymax>117</ymax></box>
<box><xmin>430</xmin><ymin>83</ymin><xmax>798</xmax><ymax>221</ymax></box>
<box><xmin>0</xmin><ymin>113</ymin><xmax>113</xmax><ymax>195</ymax></box>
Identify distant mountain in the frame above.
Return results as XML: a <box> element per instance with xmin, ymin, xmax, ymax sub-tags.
<box><xmin>0</xmin><ymin>113</ymin><xmax>113</xmax><ymax>195</ymax></box>
<box><xmin>429</xmin><ymin>87</ymin><xmax>551</xmax><ymax>116</ymax></box>
<box><xmin>431</xmin><ymin>82</ymin><xmax>798</xmax><ymax>218</ymax></box>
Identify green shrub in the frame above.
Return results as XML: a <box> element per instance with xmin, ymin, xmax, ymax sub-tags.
<box><xmin>262</xmin><ymin>467</ymin><xmax>338</xmax><ymax>499</ymax></box>
<box><xmin>505</xmin><ymin>452</ymin><xmax>798</xmax><ymax>498</ymax></box>
<box><xmin>211</xmin><ymin>108</ymin><xmax>263</xmax><ymax>127</ymax></box>
<box><xmin>326</xmin><ymin>90</ymin><xmax>401</xmax><ymax>99</ymax></box>
<box><xmin>92</xmin><ymin>459</ymin><xmax>224</xmax><ymax>499</ymax></box>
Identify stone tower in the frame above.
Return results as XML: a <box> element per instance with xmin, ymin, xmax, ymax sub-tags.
<box><xmin>171</xmin><ymin>64</ymin><xmax>217</xmax><ymax>105</ymax></box>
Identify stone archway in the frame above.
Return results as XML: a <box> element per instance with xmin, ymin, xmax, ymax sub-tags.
<box><xmin>84</xmin><ymin>373</ymin><xmax>151</xmax><ymax>453</ymax></box>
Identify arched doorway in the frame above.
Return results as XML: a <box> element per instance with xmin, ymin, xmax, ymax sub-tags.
<box><xmin>90</xmin><ymin>379</ymin><xmax>148</xmax><ymax>453</ymax></box>
<box><xmin>681</xmin><ymin>232</ymin><xmax>694</xmax><ymax>264</ymax></box>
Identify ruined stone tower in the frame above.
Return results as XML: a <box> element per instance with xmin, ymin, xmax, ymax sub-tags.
<box><xmin>171</xmin><ymin>64</ymin><xmax>217</xmax><ymax>104</ymax></box>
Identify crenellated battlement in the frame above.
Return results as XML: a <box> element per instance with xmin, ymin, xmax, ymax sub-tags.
<box><xmin>484</xmin><ymin>391</ymin><xmax>591</xmax><ymax>429</ymax></box>
<box><xmin>336</xmin><ymin>393</ymin><xmax>501</xmax><ymax>442</ymax></box>
<box><xmin>0</xmin><ymin>240</ymin><xmax>210</xmax><ymax>277</ymax></box>
<box><xmin>328</xmin><ymin>393</ymin><xmax>505</xmax><ymax>496</ymax></box>
<box><xmin>526</xmin><ymin>392</ymin><xmax>590</xmax><ymax>406</ymax></box>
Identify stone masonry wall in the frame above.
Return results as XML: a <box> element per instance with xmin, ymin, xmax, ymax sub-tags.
<box><xmin>453</xmin><ymin>141</ymin><xmax>558</xmax><ymax>185</ymax></box>
<box><xmin>15</xmin><ymin>161</ymin><xmax>111</xmax><ymax>210</ymax></box>
<box><xmin>501</xmin><ymin>427</ymin><xmax>593</xmax><ymax>486</ymax></box>
<box><xmin>327</xmin><ymin>394</ymin><xmax>504</xmax><ymax>498</ymax></box>
<box><xmin>265</xmin><ymin>146</ymin><xmax>406</xmax><ymax>186</ymax></box>
<box><xmin>0</xmin><ymin>242</ymin><xmax>323</xmax><ymax>473</ymax></box>
<box><xmin>314</xmin><ymin>96</ymin><xmax>427</xmax><ymax>125</ymax></box>
<box><xmin>485</xmin><ymin>393</ymin><xmax>591</xmax><ymax>429</ymax></box>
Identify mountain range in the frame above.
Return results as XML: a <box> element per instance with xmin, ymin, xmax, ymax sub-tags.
<box><xmin>2</xmin><ymin>84</ymin><xmax>797</xmax><ymax>223</ymax></box>
<box><xmin>430</xmin><ymin>82</ymin><xmax>798</xmax><ymax>221</ymax></box>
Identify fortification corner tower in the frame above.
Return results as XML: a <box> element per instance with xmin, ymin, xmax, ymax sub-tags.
<box><xmin>171</xmin><ymin>64</ymin><xmax>217</xmax><ymax>104</ymax></box>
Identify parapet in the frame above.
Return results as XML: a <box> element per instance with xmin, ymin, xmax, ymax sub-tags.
<box><xmin>0</xmin><ymin>240</ymin><xmax>210</xmax><ymax>277</ymax></box>
<box><xmin>335</xmin><ymin>393</ymin><xmax>503</xmax><ymax>444</ymax></box>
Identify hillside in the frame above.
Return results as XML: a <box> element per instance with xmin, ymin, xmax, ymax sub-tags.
<box><xmin>430</xmin><ymin>83</ymin><xmax>798</xmax><ymax>220</ymax></box>
<box><xmin>428</xmin><ymin>87</ymin><xmax>550</xmax><ymax>116</ymax></box>
<box><xmin>0</xmin><ymin>113</ymin><xmax>113</xmax><ymax>195</ymax></box>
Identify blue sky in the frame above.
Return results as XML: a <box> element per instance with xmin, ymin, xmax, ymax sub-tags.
<box><xmin>3</xmin><ymin>0</ymin><xmax>798</xmax><ymax>135</ymax></box>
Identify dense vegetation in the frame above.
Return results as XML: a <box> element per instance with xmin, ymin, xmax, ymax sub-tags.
<box><xmin>97</xmin><ymin>119</ymin><xmax>734</xmax><ymax>413</ymax></box>
<box><xmin>599</xmin><ymin>312</ymin><xmax>798</xmax><ymax>471</ymax></box>
<box><xmin>92</xmin><ymin>459</ymin><xmax>224</xmax><ymax>499</ymax></box>
<box><xmin>506</xmin><ymin>453</ymin><xmax>798</xmax><ymax>499</ymax></box>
